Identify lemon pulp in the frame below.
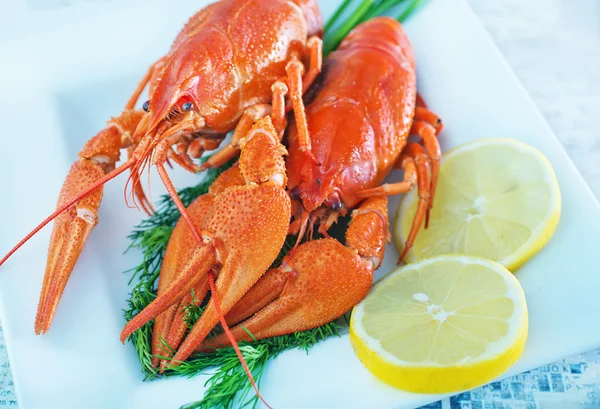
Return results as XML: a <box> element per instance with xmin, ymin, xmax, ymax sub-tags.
<box><xmin>350</xmin><ymin>255</ymin><xmax>528</xmax><ymax>393</ymax></box>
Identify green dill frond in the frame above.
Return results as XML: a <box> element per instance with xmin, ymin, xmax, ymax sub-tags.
<box><xmin>183</xmin><ymin>301</ymin><xmax>206</xmax><ymax>330</ymax></box>
<box><xmin>171</xmin><ymin>321</ymin><xmax>342</xmax><ymax>409</ymax></box>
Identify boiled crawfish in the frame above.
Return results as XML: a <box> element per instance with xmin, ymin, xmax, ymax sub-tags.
<box><xmin>0</xmin><ymin>0</ymin><xmax>323</xmax><ymax>337</ymax></box>
<box><xmin>120</xmin><ymin>16</ymin><xmax>443</xmax><ymax>372</ymax></box>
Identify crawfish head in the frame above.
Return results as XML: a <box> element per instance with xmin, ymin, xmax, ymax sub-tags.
<box><xmin>124</xmin><ymin>36</ymin><xmax>242</xmax><ymax>203</ymax></box>
<box><xmin>141</xmin><ymin>31</ymin><xmax>240</xmax><ymax>142</ymax></box>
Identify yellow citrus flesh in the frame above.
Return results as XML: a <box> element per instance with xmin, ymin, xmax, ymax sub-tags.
<box><xmin>395</xmin><ymin>138</ymin><xmax>561</xmax><ymax>270</ymax></box>
<box><xmin>350</xmin><ymin>255</ymin><xmax>528</xmax><ymax>393</ymax></box>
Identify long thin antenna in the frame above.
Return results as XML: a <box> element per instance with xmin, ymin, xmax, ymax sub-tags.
<box><xmin>0</xmin><ymin>159</ymin><xmax>135</xmax><ymax>267</ymax></box>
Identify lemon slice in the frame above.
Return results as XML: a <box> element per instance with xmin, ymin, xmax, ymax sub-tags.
<box><xmin>349</xmin><ymin>255</ymin><xmax>528</xmax><ymax>393</ymax></box>
<box><xmin>395</xmin><ymin>138</ymin><xmax>561</xmax><ymax>270</ymax></box>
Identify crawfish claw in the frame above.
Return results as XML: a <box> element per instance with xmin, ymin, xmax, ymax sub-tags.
<box><xmin>35</xmin><ymin>160</ymin><xmax>104</xmax><ymax>334</ymax></box>
<box><xmin>200</xmin><ymin>239</ymin><xmax>374</xmax><ymax>349</ymax></box>
<box><xmin>200</xmin><ymin>196</ymin><xmax>389</xmax><ymax>349</ymax></box>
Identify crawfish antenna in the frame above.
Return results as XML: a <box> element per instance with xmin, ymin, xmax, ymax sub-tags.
<box><xmin>207</xmin><ymin>272</ymin><xmax>273</xmax><ymax>409</ymax></box>
<box><xmin>0</xmin><ymin>159</ymin><xmax>135</xmax><ymax>267</ymax></box>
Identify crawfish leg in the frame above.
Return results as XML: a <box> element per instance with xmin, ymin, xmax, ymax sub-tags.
<box><xmin>200</xmin><ymin>103</ymin><xmax>271</xmax><ymax>170</ymax></box>
<box><xmin>201</xmin><ymin>196</ymin><xmax>388</xmax><ymax>349</ymax></box>
<box><xmin>356</xmin><ymin>142</ymin><xmax>430</xmax><ymax>197</ymax></box>
<box><xmin>201</xmin><ymin>79</ymin><xmax>290</xmax><ymax>170</ymax></box>
<box><xmin>411</xmin><ymin>119</ymin><xmax>441</xmax><ymax>225</ymax></box>
<box><xmin>167</xmin><ymin>133</ymin><xmax>226</xmax><ymax>173</ymax></box>
<box><xmin>35</xmin><ymin>110</ymin><xmax>145</xmax><ymax>334</ymax></box>
<box><xmin>301</xmin><ymin>36</ymin><xmax>323</xmax><ymax>92</ymax></box>
<box><xmin>356</xmin><ymin>143</ymin><xmax>431</xmax><ymax>262</ymax></box>
<box><xmin>271</xmin><ymin>81</ymin><xmax>289</xmax><ymax>138</ymax></box>
<box><xmin>411</xmin><ymin>95</ymin><xmax>442</xmax><ymax>224</ymax></box>
<box><xmin>286</xmin><ymin>57</ymin><xmax>314</xmax><ymax>160</ymax></box>
<box><xmin>397</xmin><ymin>144</ymin><xmax>431</xmax><ymax>262</ymax></box>
<box><xmin>414</xmin><ymin>94</ymin><xmax>443</xmax><ymax>134</ymax></box>
<box><xmin>187</xmin><ymin>134</ymin><xmax>226</xmax><ymax>159</ymax></box>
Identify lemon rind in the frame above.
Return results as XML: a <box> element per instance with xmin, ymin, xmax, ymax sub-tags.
<box><xmin>394</xmin><ymin>138</ymin><xmax>561</xmax><ymax>271</ymax></box>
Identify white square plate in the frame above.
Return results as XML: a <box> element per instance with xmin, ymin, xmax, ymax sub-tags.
<box><xmin>1</xmin><ymin>1</ymin><xmax>600</xmax><ymax>408</ymax></box>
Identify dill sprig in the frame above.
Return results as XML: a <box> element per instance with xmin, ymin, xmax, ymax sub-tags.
<box><xmin>170</xmin><ymin>321</ymin><xmax>342</xmax><ymax>409</ymax></box>
<box><xmin>123</xmin><ymin>0</ymin><xmax>425</xmax><ymax>406</ymax></box>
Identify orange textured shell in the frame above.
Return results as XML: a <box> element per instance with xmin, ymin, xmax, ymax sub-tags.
<box><xmin>286</xmin><ymin>17</ymin><xmax>416</xmax><ymax>211</ymax></box>
<box><xmin>147</xmin><ymin>0</ymin><xmax>322</xmax><ymax>134</ymax></box>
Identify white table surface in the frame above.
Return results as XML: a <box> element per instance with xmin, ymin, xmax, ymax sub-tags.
<box><xmin>1</xmin><ymin>0</ymin><xmax>599</xmax><ymax>408</ymax></box>
<box><xmin>468</xmin><ymin>0</ymin><xmax>600</xmax><ymax>199</ymax></box>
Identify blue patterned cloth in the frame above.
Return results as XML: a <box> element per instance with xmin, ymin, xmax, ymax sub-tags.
<box><xmin>419</xmin><ymin>348</ymin><xmax>600</xmax><ymax>409</ymax></box>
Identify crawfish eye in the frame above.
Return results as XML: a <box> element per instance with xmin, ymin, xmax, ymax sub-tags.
<box><xmin>142</xmin><ymin>100</ymin><xmax>150</xmax><ymax>112</ymax></box>
<box><xmin>182</xmin><ymin>102</ymin><xmax>194</xmax><ymax>112</ymax></box>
